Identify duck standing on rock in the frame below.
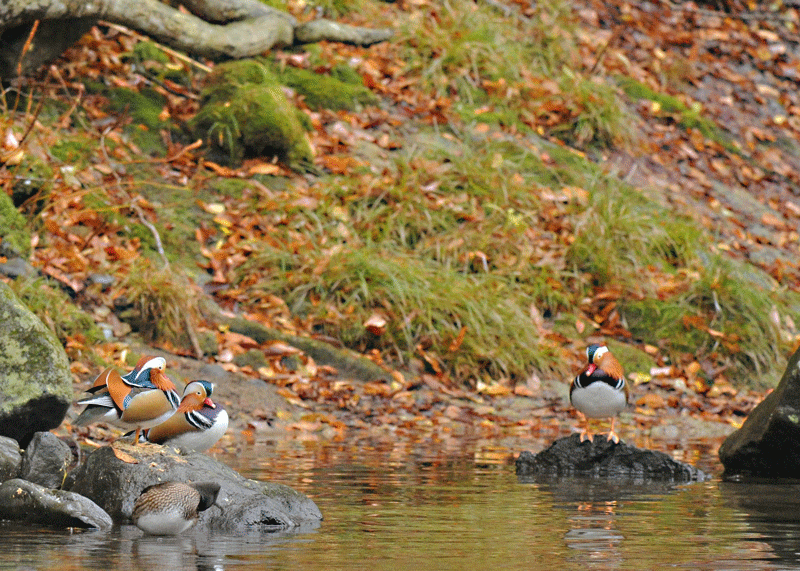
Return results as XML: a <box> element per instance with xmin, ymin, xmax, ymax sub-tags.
<box><xmin>142</xmin><ymin>380</ymin><xmax>229</xmax><ymax>453</ymax></box>
<box><xmin>570</xmin><ymin>344</ymin><xmax>629</xmax><ymax>443</ymax></box>
<box><xmin>132</xmin><ymin>481</ymin><xmax>221</xmax><ymax>535</ymax></box>
<box><xmin>74</xmin><ymin>356</ymin><xmax>181</xmax><ymax>444</ymax></box>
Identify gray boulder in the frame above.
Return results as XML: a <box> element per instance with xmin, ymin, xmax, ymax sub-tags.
<box><xmin>0</xmin><ymin>282</ymin><xmax>72</xmax><ymax>448</ymax></box>
<box><xmin>0</xmin><ymin>478</ymin><xmax>112</xmax><ymax>529</ymax></box>
<box><xmin>65</xmin><ymin>442</ymin><xmax>322</xmax><ymax>531</ymax></box>
<box><xmin>0</xmin><ymin>435</ymin><xmax>22</xmax><ymax>482</ymax></box>
<box><xmin>719</xmin><ymin>346</ymin><xmax>800</xmax><ymax>479</ymax></box>
<box><xmin>19</xmin><ymin>432</ymin><xmax>73</xmax><ymax>488</ymax></box>
<box><xmin>516</xmin><ymin>434</ymin><xmax>708</xmax><ymax>482</ymax></box>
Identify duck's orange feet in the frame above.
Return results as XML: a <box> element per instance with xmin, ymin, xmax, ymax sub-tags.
<box><xmin>605</xmin><ymin>418</ymin><xmax>620</xmax><ymax>444</ymax></box>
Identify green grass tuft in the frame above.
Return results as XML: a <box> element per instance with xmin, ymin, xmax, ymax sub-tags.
<box><xmin>238</xmin><ymin>242</ymin><xmax>562</xmax><ymax>383</ymax></box>
<box><xmin>8</xmin><ymin>277</ymin><xmax>104</xmax><ymax>346</ymax></box>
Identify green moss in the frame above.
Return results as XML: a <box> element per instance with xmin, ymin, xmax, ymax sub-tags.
<box><xmin>234</xmin><ymin>349</ymin><xmax>269</xmax><ymax>369</ymax></box>
<box><xmin>0</xmin><ymin>190</ymin><xmax>31</xmax><ymax>256</ymax></box>
<box><xmin>191</xmin><ymin>60</ymin><xmax>313</xmax><ymax>168</ymax></box>
<box><xmin>106</xmin><ymin>87</ymin><xmax>167</xmax><ymax>131</ymax></box>
<box><xmin>331</xmin><ymin>64</ymin><xmax>364</xmax><ymax>86</ymax></box>
<box><xmin>7</xmin><ymin>277</ymin><xmax>104</xmax><ymax>346</ymax></box>
<box><xmin>127</xmin><ymin>41</ymin><xmax>169</xmax><ymax>65</ymax></box>
<box><xmin>201</xmin><ymin>59</ymin><xmax>277</xmax><ymax>97</ymax></box>
<box><xmin>0</xmin><ymin>282</ymin><xmax>72</xmax><ymax>407</ymax></box>
<box><xmin>605</xmin><ymin>340</ymin><xmax>656</xmax><ymax>375</ymax></box>
<box><xmin>274</xmin><ymin>65</ymin><xmax>376</xmax><ymax>111</ymax></box>
<box><xmin>618</xmin><ymin>77</ymin><xmax>736</xmax><ymax>152</ymax></box>
<box><xmin>50</xmin><ymin>138</ymin><xmax>96</xmax><ymax>166</ymax></box>
<box><xmin>204</xmin><ymin>177</ymin><xmax>254</xmax><ymax>198</ymax></box>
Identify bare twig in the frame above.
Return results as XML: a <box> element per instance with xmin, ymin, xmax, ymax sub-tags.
<box><xmin>16</xmin><ymin>20</ymin><xmax>40</xmax><ymax>76</ymax></box>
<box><xmin>185</xmin><ymin>311</ymin><xmax>204</xmax><ymax>359</ymax></box>
<box><xmin>130</xmin><ymin>196</ymin><xmax>170</xmax><ymax>270</ymax></box>
<box><xmin>101</xmin><ymin>21</ymin><xmax>213</xmax><ymax>73</ymax></box>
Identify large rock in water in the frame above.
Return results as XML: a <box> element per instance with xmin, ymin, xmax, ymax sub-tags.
<box><xmin>0</xmin><ymin>282</ymin><xmax>72</xmax><ymax>448</ymax></box>
<box><xmin>0</xmin><ymin>478</ymin><xmax>112</xmax><ymax>529</ymax></box>
<box><xmin>719</xmin><ymin>346</ymin><xmax>800</xmax><ymax>478</ymax></box>
<box><xmin>65</xmin><ymin>442</ymin><xmax>322</xmax><ymax>531</ymax></box>
<box><xmin>516</xmin><ymin>434</ymin><xmax>707</xmax><ymax>482</ymax></box>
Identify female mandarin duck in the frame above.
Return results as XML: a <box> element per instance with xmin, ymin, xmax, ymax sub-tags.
<box><xmin>74</xmin><ymin>355</ymin><xmax>180</xmax><ymax>444</ymax></box>
<box><xmin>132</xmin><ymin>481</ymin><xmax>220</xmax><ymax>535</ymax></box>
<box><xmin>142</xmin><ymin>380</ymin><xmax>229</xmax><ymax>453</ymax></box>
<box><xmin>570</xmin><ymin>344</ymin><xmax>629</xmax><ymax>444</ymax></box>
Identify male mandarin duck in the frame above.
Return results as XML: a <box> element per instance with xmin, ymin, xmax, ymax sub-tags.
<box><xmin>570</xmin><ymin>344</ymin><xmax>629</xmax><ymax>444</ymax></box>
<box><xmin>132</xmin><ymin>481</ymin><xmax>220</xmax><ymax>535</ymax></box>
<box><xmin>141</xmin><ymin>380</ymin><xmax>229</xmax><ymax>453</ymax></box>
<box><xmin>74</xmin><ymin>355</ymin><xmax>180</xmax><ymax>444</ymax></box>
<box><xmin>122</xmin><ymin>356</ymin><xmax>170</xmax><ymax>387</ymax></box>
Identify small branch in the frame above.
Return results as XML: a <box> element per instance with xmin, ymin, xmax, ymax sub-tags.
<box><xmin>185</xmin><ymin>311</ymin><xmax>203</xmax><ymax>359</ymax></box>
<box><xmin>130</xmin><ymin>196</ymin><xmax>170</xmax><ymax>270</ymax></box>
<box><xmin>16</xmin><ymin>19</ymin><xmax>40</xmax><ymax>76</ymax></box>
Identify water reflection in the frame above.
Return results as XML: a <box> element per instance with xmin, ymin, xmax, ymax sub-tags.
<box><xmin>0</xmin><ymin>520</ymin><xmax>320</xmax><ymax>571</ymax></box>
<box><xmin>4</xmin><ymin>436</ymin><xmax>800</xmax><ymax>570</ymax></box>
<box><xmin>720</xmin><ymin>480</ymin><xmax>800</xmax><ymax>566</ymax></box>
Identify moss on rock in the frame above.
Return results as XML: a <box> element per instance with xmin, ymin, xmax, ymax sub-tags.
<box><xmin>0</xmin><ymin>190</ymin><xmax>31</xmax><ymax>257</ymax></box>
<box><xmin>0</xmin><ymin>282</ymin><xmax>72</xmax><ymax>446</ymax></box>
<box><xmin>275</xmin><ymin>64</ymin><xmax>376</xmax><ymax>111</ymax></box>
<box><xmin>190</xmin><ymin>60</ymin><xmax>313</xmax><ymax>168</ymax></box>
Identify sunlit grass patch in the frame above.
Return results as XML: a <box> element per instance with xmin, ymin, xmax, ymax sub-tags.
<box><xmin>552</xmin><ymin>73</ymin><xmax>636</xmax><ymax>149</ymax></box>
<box><xmin>621</xmin><ymin>254</ymin><xmax>797</xmax><ymax>382</ymax></box>
<box><xmin>117</xmin><ymin>260</ymin><xmax>201</xmax><ymax>349</ymax></box>
<box><xmin>398</xmin><ymin>0</ymin><xmax>631</xmax><ymax>149</ymax></box>
<box><xmin>566</xmin><ymin>179</ymin><xmax>702</xmax><ymax>290</ymax></box>
<box><xmin>238</xmin><ymin>242</ymin><xmax>563</xmax><ymax>383</ymax></box>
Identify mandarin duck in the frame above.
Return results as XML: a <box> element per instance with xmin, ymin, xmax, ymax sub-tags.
<box><xmin>132</xmin><ymin>481</ymin><xmax>220</xmax><ymax>535</ymax></box>
<box><xmin>122</xmin><ymin>356</ymin><xmax>170</xmax><ymax>387</ymax></box>
<box><xmin>141</xmin><ymin>380</ymin><xmax>228</xmax><ymax>453</ymax></box>
<box><xmin>74</xmin><ymin>356</ymin><xmax>180</xmax><ymax>444</ymax></box>
<box><xmin>570</xmin><ymin>344</ymin><xmax>629</xmax><ymax>444</ymax></box>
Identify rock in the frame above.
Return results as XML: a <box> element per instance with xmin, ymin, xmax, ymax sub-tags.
<box><xmin>0</xmin><ymin>478</ymin><xmax>112</xmax><ymax>529</ymax></box>
<box><xmin>719</xmin><ymin>346</ymin><xmax>800</xmax><ymax>479</ymax></box>
<box><xmin>516</xmin><ymin>434</ymin><xmax>708</xmax><ymax>482</ymax></box>
<box><xmin>19</xmin><ymin>432</ymin><xmax>73</xmax><ymax>489</ymax></box>
<box><xmin>0</xmin><ymin>282</ymin><xmax>73</xmax><ymax>448</ymax></box>
<box><xmin>0</xmin><ymin>436</ymin><xmax>22</xmax><ymax>482</ymax></box>
<box><xmin>65</xmin><ymin>442</ymin><xmax>322</xmax><ymax>531</ymax></box>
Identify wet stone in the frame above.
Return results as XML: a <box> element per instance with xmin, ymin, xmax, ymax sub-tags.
<box><xmin>516</xmin><ymin>434</ymin><xmax>708</xmax><ymax>482</ymax></box>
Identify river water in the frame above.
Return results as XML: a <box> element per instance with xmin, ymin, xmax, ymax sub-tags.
<box><xmin>1</xmin><ymin>431</ymin><xmax>799</xmax><ymax>571</ymax></box>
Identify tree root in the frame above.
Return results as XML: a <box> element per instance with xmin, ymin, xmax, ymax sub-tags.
<box><xmin>1</xmin><ymin>0</ymin><xmax>393</xmax><ymax>76</ymax></box>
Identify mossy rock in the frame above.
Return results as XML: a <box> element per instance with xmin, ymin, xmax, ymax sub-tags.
<box><xmin>202</xmin><ymin>59</ymin><xmax>277</xmax><ymax>96</ymax></box>
<box><xmin>275</xmin><ymin>64</ymin><xmax>375</xmax><ymax>111</ymax></box>
<box><xmin>0</xmin><ymin>282</ymin><xmax>72</xmax><ymax>448</ymax></box>
<box><xmin>0</xmin><ymin>190</ymin><xmax>31</xmax><ymax>257</ymax></box>
<box><xmin>191</xmin><ymin>61</ymin><xmax>313</xmax><ymax>168</ymax></box>
<box><xmin>8</xmin><ymin>277</ymin><xmax>104</xmax><ymax>346</ymax></box>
